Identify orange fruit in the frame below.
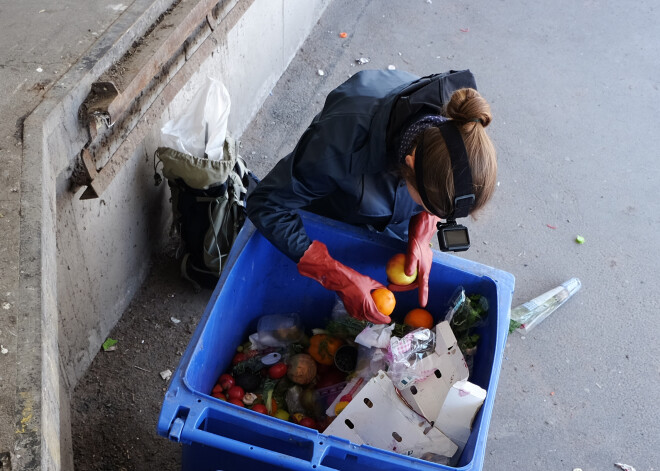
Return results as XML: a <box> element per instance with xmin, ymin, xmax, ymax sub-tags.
<box><xmin>403</xmin><ymin>308</ymin><xmax>434</xmax><ymax>329</ymax></box>
<box><xmin>371</xmin><ymin>288</ymin><xmax>396</xmax><ymax>316</ymax></box>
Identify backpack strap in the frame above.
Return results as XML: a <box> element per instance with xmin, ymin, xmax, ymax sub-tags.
<box><xmin>202</xmin><ymin>157</ymin><xmax>249</xmax><ymax>275</ymax></box>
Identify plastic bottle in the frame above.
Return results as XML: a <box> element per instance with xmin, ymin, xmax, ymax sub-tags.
<box><xmin>510</xmin><ymin>278</ymin><xmax>581</xmax><ymax>332</ymax></box>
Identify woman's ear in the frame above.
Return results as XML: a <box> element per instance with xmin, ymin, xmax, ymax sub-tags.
<box><xmin>405</xmin><ymin>150</ymin><xmax>415</xmax><ymax>170</ymax></box>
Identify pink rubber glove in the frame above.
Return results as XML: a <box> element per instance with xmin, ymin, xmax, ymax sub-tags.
<box><xmin>298</xmin><ymin>241</ymin><xmax>391</xmax><ymax>324</ymax></box>
<box><xmin>388</xmin><ymin>212</ymin><xmax>440</xmax><ymax>307</ymax></box>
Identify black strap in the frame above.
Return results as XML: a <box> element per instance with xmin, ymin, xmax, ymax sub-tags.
<box><xmin>414</xmin><ymin>132</ymin><xmax>445</xmax><ymax>218</ymax></box>
<box><xmin>437</xmin><ymin>122</ymin><xmax>475</xmax><ymax>219</ymax></box>
<box><xmin>414</xmin><ymin>121</ymin><xmax>475</xmax><ymax>219</ymax></box>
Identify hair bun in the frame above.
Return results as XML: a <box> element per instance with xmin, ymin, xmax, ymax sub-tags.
<box><xmin>445</xmin><ymin>88</ymin><xmax>492</xmax><ymax>127</ymax></box>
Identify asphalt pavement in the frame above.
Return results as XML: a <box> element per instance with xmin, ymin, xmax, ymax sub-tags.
<box><xmin>240</xmin><ymin>0</ymin><xmax>660</xmax><ymax>469</ymax></box>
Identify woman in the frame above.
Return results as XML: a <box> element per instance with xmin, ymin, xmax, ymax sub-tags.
<box><xmin>246</xmin><ymin>69</ymin><xmax>496</xmax><ymax>324</ymax></box>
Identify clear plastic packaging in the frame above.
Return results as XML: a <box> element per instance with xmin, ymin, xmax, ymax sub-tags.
<box><xmin>386</xmin><ymin>328</ymin><xmax>436</xmax><ymax>385</ymax></box>
<box><xmin>510</xmin><ymin>278</ymin><xmax>581</xmax><ymax>332</ymax></box>
<box><xmin>255</xmin><ymin>313</ymin><xmax>304</xmax><ymax>347</ymax></box>
<box><xmin>442</xmin><ymin>287</ymin><xmax>489</xmax><ymax>374</ymax></box>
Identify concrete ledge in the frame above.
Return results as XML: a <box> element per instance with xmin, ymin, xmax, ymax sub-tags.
<box><xmin>13</xmin><ymin>0</ymin><xmax>330</xmax><ymax>469</ymax></box>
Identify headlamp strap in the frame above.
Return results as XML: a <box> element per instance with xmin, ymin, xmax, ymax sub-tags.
<box><xmin>413</xmin><ymin>133</ymin><xmax>444</xmax><ymax>218</ymax></box>
<box><xmin>437</xmin><ymin>121</ymin><xmax>475</xmax><ymax>219</ymax></box>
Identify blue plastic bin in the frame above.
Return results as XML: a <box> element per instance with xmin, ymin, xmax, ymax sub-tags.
<box><xmin>157</xmin><ymin>211</ymin><xmax>515</xmax><ymax>471</ymax></box>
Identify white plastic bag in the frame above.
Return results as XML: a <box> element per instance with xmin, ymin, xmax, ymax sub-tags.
<box><xmin>160</xmin><ymin>77</ymin><xmax>230</xmax><ymax>161</ymax></box>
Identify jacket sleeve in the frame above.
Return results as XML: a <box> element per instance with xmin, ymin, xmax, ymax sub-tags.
<box><xmin>247</xmin><ymin>114</ymin><xmax>370</xmax><ymax>263</ymax></box>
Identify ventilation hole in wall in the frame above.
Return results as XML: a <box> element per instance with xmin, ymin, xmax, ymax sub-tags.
<box><xmin>392</xmin><ymin>432</ymin><xmax>402</xmax><ymax>442</ymax></box>
<box><xmin>345</xmin><ymin>419</ymin><xmax>354</xmax><ymax>429</ymax></box>
<box><xmin>434</xmin><ymin>369</ymin><xmax>442</xmax><ymax>378</ymax></box>
<box><xmin>410</xmin><ymin>385</ymin><xmax>418</xmax><ymax>395</ymax></box>
<box><xmin>363</xmin><ymin>398</ymin><xmax>373</xmax><ymax>408</ymax></box>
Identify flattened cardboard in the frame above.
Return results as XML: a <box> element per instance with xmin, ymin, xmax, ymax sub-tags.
<box><xmin>435</xmin><ymin>380</ymin><xmax>487</xmax><ymax>455</ymax></box>
<box><xmin>324</xmin><ymin>371</ymin><xmax>458</xmax><ymax>459</ymax></box>
<box><xmin>396</xmin><ymin>322</ymin><xmax>469</xmax><ymax>421</ymax></box>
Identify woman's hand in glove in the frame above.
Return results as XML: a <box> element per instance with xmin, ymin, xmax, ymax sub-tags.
<box><xmin>388</xmin><ymin>212</ymin><xmax>439</xmax><ymax>307</ymax></box>
<box><xmin>297</xmin><ymin>240</ymin><xmax>391</xmax><ymax>324</ymax></box>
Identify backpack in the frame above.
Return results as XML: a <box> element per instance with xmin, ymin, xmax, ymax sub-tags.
<box><xmin>155</xmin><ymin>136</ymin><xmax>254</xmax><ymax>292</ymax></box>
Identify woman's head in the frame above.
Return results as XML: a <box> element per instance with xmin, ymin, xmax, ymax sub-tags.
<box><xmin>401</xmin><ymin>88</ymin><xmax>497</xmax><ymax>218</ymax></box>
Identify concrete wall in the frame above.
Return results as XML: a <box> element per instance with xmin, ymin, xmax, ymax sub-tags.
<box><xmin>58</xmin><ymin>0</ymin><xmax>330</xmax><ymax>395</ymax></box>
<box><xmin>16</xmin><ymin>0</ymin><xmax>331</xmax><ymax>469</ymax></box>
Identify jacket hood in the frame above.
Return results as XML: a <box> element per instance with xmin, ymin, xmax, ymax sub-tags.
<box><xmin>351</xmin><ymin>69</ymin><xmax>477</xmax><ymax>175</ymax></box>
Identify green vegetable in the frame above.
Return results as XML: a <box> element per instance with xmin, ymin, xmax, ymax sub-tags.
<box><xmin>575</xmin><ymin>235</ymin><xmax>585</xmax><ymax>244</ymax></box>
<box><xmin>325</xmin><ymin>316</ymin><xmax>368</xmax><ymax>340</ymax></box>
<box><xmin>450</xmin><ymin>293</ymin><xmax>489</xmax><ymax>355</ymax></box>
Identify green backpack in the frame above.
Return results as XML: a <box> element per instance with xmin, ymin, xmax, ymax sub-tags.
<box><xmin>155</xmin><ymin>136</ymin><xmax>254</xmax><ymax>291</ymax></box>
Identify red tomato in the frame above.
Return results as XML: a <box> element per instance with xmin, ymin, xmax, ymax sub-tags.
<box><xmin>212</xmin><ymin>384</ymin><xmax>223</xmax><ymax>395</ymax></box>
<box><xmin>232</xmin><ymin>353</ymin><xmax>247</xmax><ymax>366</ymax></box>
<box><xmin>229</xmin><ymin>399</ymin><xmax>244</xmax><ymax>407</ymax></box>
<box><xmin>268</xmin><ymin>363</ymin><xmax>288</xmax><ymax>379</ymax></box>
<box><xmin>212</xmin><ymin>391</ymin><xmax>226</xmax><ymax>401</ymax></box>
<box><xmin>218</xmin><ymin>374</ymin><xmax>235</xmax><ymax>391</ymax></box>
<box><xmin>227</xmin><ymin>385</ymin><xmax>245</xmax><ymax>401</ymax></box>
<box><xmin>299</xmin><ymin>417</ymin><xmax>318</xmax><ymax>429</ymax></box>
<box><xmin>251</xmin><ymin>404</ymin><xmax>268</xmax><ymax>414</ymax></box>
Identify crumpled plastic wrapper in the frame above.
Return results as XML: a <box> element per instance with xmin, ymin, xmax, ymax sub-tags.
<box><xmin>386</xmin><ymin>328</ymin><xmax>435</xmax><ymax>384</ymax></box>
<box><xmin>355</xmin><ymin>323</ymin><xmax>394</xmax><ymax>349</ymax></box>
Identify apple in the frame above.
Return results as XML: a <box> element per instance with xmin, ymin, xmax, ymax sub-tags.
<box><xmin>386</xmin><ymin>253</ymin><xmax>417</xmax><ymax>286</ymax></box>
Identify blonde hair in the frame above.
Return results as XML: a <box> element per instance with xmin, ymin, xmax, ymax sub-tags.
<box><xmin>402</xmin><ymin>88</ymin><xmax>497</xmax><ymax>217</ymax></box>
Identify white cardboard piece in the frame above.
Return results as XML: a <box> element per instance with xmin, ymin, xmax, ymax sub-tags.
<box><xmin>435</xmin><ymin>380</ymin><xmax>487</xmax><ymax>455</ymax></box>
<box><xmin>395</xmin><ymin>322</ymin><xmax>470</xmax><ymax>422</ymax></box>
<box><xmin>324</xmin><ymin>371</ymin><xmax>458</xmax><ymax>459</ymax></box>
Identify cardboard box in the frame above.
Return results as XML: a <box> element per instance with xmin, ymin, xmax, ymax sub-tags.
<box><xmin>395</xmin><ymin>322</ymin><xmax>470</xmax><ymax>422</ymax></box>
<box><xmin>324</xmin><ymin>371</ymin><xmax>458</xmax><ymax>459</ymax></box>
<box><xmin>435</xmin><ymin>380</ymin><xmax>487</xmax><ymax>456</ymax></box>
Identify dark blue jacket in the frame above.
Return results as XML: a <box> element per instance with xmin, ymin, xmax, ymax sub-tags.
<box><xmin>246</xmin><ymin>69</ymin><xmax>477</xmax><ymax>262</ymax></box>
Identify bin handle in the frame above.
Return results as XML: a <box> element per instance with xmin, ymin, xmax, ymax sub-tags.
<box><xmin>185</xmin><ymin>427</ymin><xmax>339</xmax><ymax>471</ymax></box>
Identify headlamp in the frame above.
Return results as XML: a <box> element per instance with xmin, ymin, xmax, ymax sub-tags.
<box><xmin>413</xmin><ymin>120</ymin><xmax>475</xmax><ymax>252</ymax></box>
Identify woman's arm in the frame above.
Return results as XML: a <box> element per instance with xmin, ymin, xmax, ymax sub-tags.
<box><xmin>247</xmin><ymin>116</ymin><xmax>369</xmax><ymax>262</ymax></box>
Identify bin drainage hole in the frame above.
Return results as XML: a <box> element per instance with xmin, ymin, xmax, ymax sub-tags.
<box><xmin>319</xmin><ymin>441</ymin><xmax>323</xmax><ymax>445</ymax></box>
<box><xmin>344</xmin><ymin>419</ymin><xmax>355</xmax><ymax>429</ymax></box>
<box><xmin>363</xmin><ymin>398</ymin><xmax>373</xmax><ymax>408</ymax></box>
<box><xmin>392</xmin><ymin>432</ymin><xmax>402</xmax><ymax>442</ymax></box>
<box><xmin>434</xmin><ymin>369</ymin><xmax>442</xmax><ymax>378</ymax></box>
<box><xmin>410</xmin><ymin>386</ymin><xmax>418</xmax><ymax>395</ymax></box>
<box><xmin>197</xmin><ymin>399</ymin><xmax>201</xmax><ymax>403</ymax></box>
<box><xmin>250</xmin><ymin>447</ymin><xmax>253</xmax><ymax>450</ymax></box>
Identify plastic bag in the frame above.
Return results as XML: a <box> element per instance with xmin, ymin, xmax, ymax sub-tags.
<box><xmin>354</xmin><ymin>345</ymin><xmax>388</xmax><ymax>379</ymax></box>
<box><xmin>253</xmin><ymin>313</ymin><xmax>304</xmax><ymax>348</ymax></box>
<box><xmin>354</xmin><ymin>323</ymin><xmax>394</xmax><ymax>349</ymax></box>
<box><xmin>386</xmin><ymin>328</ymin><xmax>436</xmax><ymax>385</ymax></box>
<box><xmin>161</xmin><ymin>76</ymin><xmax>230</xmax><ymax>161</ymax></box>
<box><xmin>443</xmin><ymin>287</ymin><xmax>489</xmax><ymax>374</ymax></box>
